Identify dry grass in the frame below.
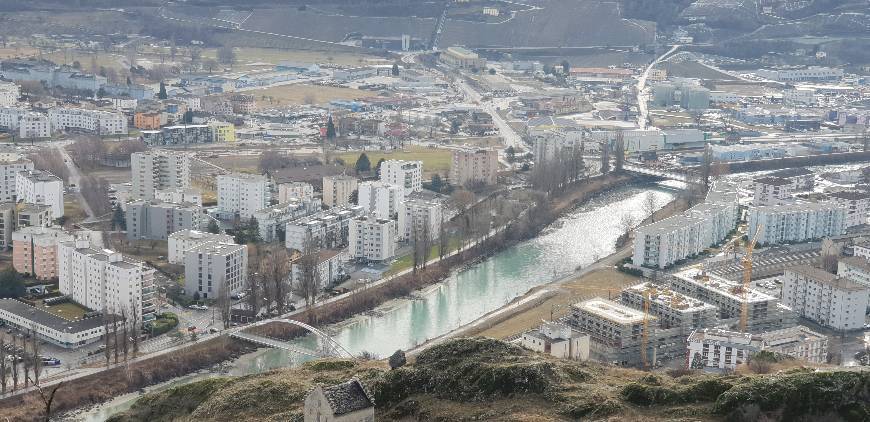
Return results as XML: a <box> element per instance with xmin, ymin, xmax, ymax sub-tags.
<box><xmin>64</xmin><ymin>197</ymin><xmax>87</xmax><ymax>222</ymax></box>
<box><xmin>42</xmin><ymin>50</ymin><xmax>127</xmax><ymax>73</ymax></box>
<box><xmin>476</xmin><ymin>267</ymin><xmax>640</xmax><ymax>339</ymax></box>
<box><xmin>205</xmin><ymin>47</ymin><xmax>380</xmax><ymax>67</ymax></box>
<box><xmin>251</xmin><ymin>83</ymin><xmax>366</xmax><ymax>108</ymax></box>
<box><xmin>337</xmin><ymin>146</ymin><xmax>453</xmax><ymax>177</ymax></box>
<box><xmin>36</xmin><ymin>300</ymin><xmax>90</xmax><ymax>320</ymax></box>
<box><xmin>0</xmin><ymin>46</ymin><xmax>36</xmax><ymax>59</ymax></box>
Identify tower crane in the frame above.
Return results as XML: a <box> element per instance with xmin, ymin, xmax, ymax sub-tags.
<box><xmin>740</xmin><ymin>225</ymin><xmax>763</xmax><ymax>332</ymax></box>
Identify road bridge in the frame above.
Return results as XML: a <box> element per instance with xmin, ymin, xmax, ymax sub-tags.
<box><xmin>230</xmin><ymin>318</ymin><xmax>354</xmax><ymax>358</ymax></box>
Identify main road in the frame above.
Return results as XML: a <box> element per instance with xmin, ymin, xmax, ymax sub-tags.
<box><xmin>636</xmin><ymin>44</ymin><xmax>680</xmax><ymax>130</ymax></box>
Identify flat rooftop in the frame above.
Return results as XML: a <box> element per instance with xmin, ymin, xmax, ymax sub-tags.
<box><xmin>786</xmin><ymin>265</ymin><xmax>868</xmax><ymax>292</ymax></box>
<box><xmin>0</xmin><ymin>298</ymin><xmax>103</xmax><ymax>334</ymax></box>
<box><xmin>688</xmin><ymin>328</ymin><xmax>763</xmax><ymax>348</ymax></box>
<box><xmin>673</xmin><ymin>269</ymin><xmax>776</xmax><ymax>303</ymax></box>
<box><xmin>574</xmin><ymin>298</ymin><xmax>649</xmax><ymax>325</ymax></box>
<box><xmin>758</xmin><ymin>325</ymin><xmax>826</xmax><ymax>348</ymax></box>
<box><xmin>625</xmin><ymin>282</ymin><xmax>717</xmax><ymax>312</ymax></box>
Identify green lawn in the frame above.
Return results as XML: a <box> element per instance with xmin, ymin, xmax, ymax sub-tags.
<box><xmin>37</xmin><ymin>300</ymin><xmax>90</xmax><ymax>320</ymax></box>
<box><xmin>338</xmin><ymin>146</ymin><xmax>453</xmax><ymax>178</ymax></box>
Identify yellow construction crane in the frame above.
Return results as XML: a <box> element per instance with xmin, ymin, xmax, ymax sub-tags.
<box><xmin>740</xmin><ymin>224</ymin><xmax>763</xmax><ymax>332</ymax></box>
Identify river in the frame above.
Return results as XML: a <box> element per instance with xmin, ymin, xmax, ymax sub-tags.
<box><xmin>73</xmin><ymin>184</ymin><xmax>675</xmax><ymax>421</ymax></box>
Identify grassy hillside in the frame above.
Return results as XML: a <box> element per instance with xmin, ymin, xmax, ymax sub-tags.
<box><xmin>109</xmin><ymin>338</ymin><xmax>870</xmax><ymax>422</ymax></box>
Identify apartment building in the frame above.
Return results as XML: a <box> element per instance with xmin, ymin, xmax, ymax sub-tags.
<box><xmin>183</xmin><ymin>241</ymin><xmax>248</xmax><ymax>299</ymax></box>
<box><xmin>19</xmin><ymin>112</ymin><xmax>51</xmax><ymax>138</ymax></box>
<box><xmin>209</xmin><ymin>121</ymin><xmax>236</xmax><ymax>143</ymax></box>
<box><xmin>130</xmin><ymin>151</ymin><xmax>192</xmax><ymax>200</ymax></box>
<box><xmin>397</xmin><ymin>198</ymin><xmax>442</xmax><ymax>242</ymax></box>
<box><xmin>633</xmin><ymin>181</ymin><xmax>738</xmax><ymax>269</ymax></box>
<box><xmin>216</xmin><ymin>173</ymin><xmax>270</xmax><ymax>219</ymax></box>
<box><xmin>16</xmin><ymin>169</ymin><xmax>64</xmax><ymax>218</ymax></box>
<box><xmin>0</xmin><ymin>203</ymin><xmax>15</xmax><ymax>248</ymax></box>
<box><xmin>285</xmin><ymin>206</ymin><xmax>363</xmax><ymax>252</ymax></box>
<box><xmin>58</xmin><ymin>239</ymin><xmax>156</xmax><ymax>321</ymax></box>
<box><xmin>767</xmin><ymin>168</ymin><xmax>815</xmax><ymax>192</ymax></box>
<box><xmin>133</xmin><ymin>111</ymin><xmax>164</xmax><ymax>130</ymax></box>
<box><xmin>155</xmin><ymin>188</ymin><xmax>202</xmax><ymax>207</ymax></box>
<box><xmin>349</xmin><ymin>215</ymin><xmax>398</xmax><ymax>262</ymax></box>
<box><xmin>141</xmin><ymin>124</ymin><xmax>214</xmax><ymax>146</ymax></box>
<box><xmin>686</xmin><ymin>328</ymin><xmax>761</xmax><ymax>371</ymax></box>
<box><xmin>252</xmin><ymin>198</ymin><xmax>322</xmax><ymax>243</ymax></box>
<box><xmin>12</xmin><ymin>226</ymin><xmax>74</xmax><ymax>280</ymax></box>
<box><xmin>0</xmin><ymin>107</ymin><xmax>25</xmax><ymax>132</ymax></box>
<box><xmin>753</xmin><ymin>177</ymin><xmax>793</xmax><ymax>206</ymax></box>
<box><xmin>0</xmin><ymin>81</ymin><xmax>19</xmax><ymax>106</ymax></box>
<box><xmin>748</xmin><ymin>201</ymin><xmax>846</xmax><ymax>245</ymax></box>
<box><xmin>17</xmin><ymin>203</ymin><xmax>52</xmax><ymax>228</ymax></box>
<box><xmin>0</xmin><ymin>154</ymin><xmax>33</xmax><ymax>202</ymax></box>
<box><xmin>782</xmin><ymin>266</ymin><xmax>868</xmax><ymax>330</ymax></box>
<box><xmin>278</xmin><ymin>181</ymin><xmax>314</xmax><ymax>203</ymax></box>
<box><xmin>439</xmin><ymin>46</ymin><xmax>486</xmax><ymax>70</ymax></box>
<box><xmin>450</xmin><ymin>148</ymin><xmax>498</xmax><ymax>186</ymax></box>
<box><xmin>758</xmin><ymin>325</ymin><xmax>828</xmax><ymax>364</ymax></box>
<box><xmin>669</xmin><ymin>269</ymin><xmax>796</xmax><ymax>332</ymax></box>
<box><xmin>48</xmin><ymin>107</ymin><xmax>127</xmax><ymax>135</ymax></box>
<box><xmin>358</xmin><ymin>181</ymin><xmax>404</xmax><ymax>220</ymax></box>
<box><xmin>828</xmin><ymin>191</ymin><xmax>870</xmax><ymax>228</ymax></box>
<box><xmin>290</xmin><ymin>249</ymin><xmax>347</xmax><ymax>288</ymax></box>
<box><xmin>381</xmin><ymin>160</ymin><xmax>423</xmax><ymax>194</ymax></box>
<box><xmin>620</xmin><ymin>282</ymin><xmax>718</xmax><ymax>330</ymax></box>
<box><xmin>569</xmin><ymin>298</ymin><xmax>657</xmax><ymax>366</ymax></box>
<box><xmin>168</xmin><ymin>229</ymin><xmax>235</xmax><ymax>265</ymax></box>
<box><xmin>125</xmin><ymin>200</ymin><xmax>207</xmax><ymax>240</ymax></box>
<box><xmin>322</xmin><ymin>175</ymin><xmax>358</xmax><ymax>207</ymax></box>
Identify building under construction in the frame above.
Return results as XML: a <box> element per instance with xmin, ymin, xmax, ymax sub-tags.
<box><xmin>668</xmin><ymin>269</ymin><xmax>797</xmax><ymax>333</ymax></box>
<box><xmin>621</xmin><ymin>282</ymin><xmax>718</xmax><ymax>330</ymax></box>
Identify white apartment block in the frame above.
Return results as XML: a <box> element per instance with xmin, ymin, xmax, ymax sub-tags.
<box><xmin>252</xmin><ymin>197</ymin><xmax>321</xmax><ymax>243</ymax></box>
<box><xmin>155</xmin><ymin>188</ymin><xmax>202</xmax><ymax>207</ymax></box>
<box><xmin>358</xmin><ymin>181</ymin><xmax>404</xmax><ymax>220</ymax></box>
<box><xmin>748</xmin><ymin>201</ymin><xmax>846</xmax><ymax>246</ymax></box>
<box><xmin>0</xmin><ymin>107</ymin><xmax>25</xmax><ymax>132</ymax></box>
<box><xmin>633</xmin><ymin>181</ymin><xmax>738</xmax><ymax>269</ymax></box>
<box><xmin>854</xmin><ymin>242</ymin><xmax>870</xmax><ymax>260</ymax></box>
<box><xmin>322</xmin><ymin>175</ymin><xmax>358</xmax><ymax>207</ymax></box>
<box><xmin>16</xmin><ymin>169</ymin><xmax>64</xmax><ymax>218</ymax></box>
<box><xmin>450</xmin><ymin>148</ymin><xmax>498</xmax><ymax>186</ymax></box>
<box><xmin>285</xmin><ymin>206</ymin><xmax>363</xmax><ymax>252</ymax></box>
<box><xmin>758</xmin><ymin>325</ymin><xmax>828</xmax><ymax>364</ymax></box>
<box><xmin>837</xmin><ymin>256</ymin><xmax>870</xmax><ymax>301</ymax></box>
<box><xmin>183</xmin><ymin>241</ymin><xmax>248</xmax><ymax>299</ymax></box>
<box><xmin>131</xmin><ymin>151</ymin><xmax>192</xmax><ymax>200</ymax></box>
<box><xmin>48</xmin><ymin>107</ymin><xmax>128</xmax><ymax>135</ymax></box>
<box><xmin>828</xmin><ymin>191</ymin><xmax>870</xmax><ymax>228</ymax></box>
<box><xmin>217</xmin><ymin>173</ymin><xmax>270</xmax><ymax>219</ymax></box>
<box><xmin>290</xmin><ymin>249</ymin><xmax>347</xmax><ymax>288</ymax></box>
<box><xmin>381</xmin><ymin>160</ymin><xmax>423</xmax><ymax>194</ymax></box>
<box><xmin>782</xmin><ymin>266</ymin><xmax>868</xmax><ymax>330</ymax></box>
<box><xmin>58</xmin><ymin>239</ymin><xmax>156</xmax><ymax>321</ymax></box>
<box><xmin>398</xmin><ymin>198</ymin><xmax>443</xmax><ymax>242</ymax></box>
<box><xmin>767</xmin><ymin>168</ymin><xmax>814</xmax><ymax>192</ymax></box>
<box><xmin>278</xmin><ymin>181</ymin><xmax>314</xmax><ymax>203</ymax></box>
<box><xmin>753</xmin><ymin>176</ymin><xmax>793</xmax><ymax>206</ymax></box>
<box><xmin>533</xmin><ymin>129</ymin><xmax>584</xmax><ymax>163</ymax></box>
<box><xmin>0</xmin><ymin>154</ymin><xmax>33</xmax><ymax>202</ymax></box>
<box><xmin>349</xmin><ymin>214</ymin><xmax>397</xmax><ymax>262</ymax></box>
<box><xmin>0</xmin><ymin>299</ymin><xmax>105</xmax><ymax>349</ymax></box>
<box><xmin>686</xmin><ymin>328</ymin><xmax>762</xmax><ymax>370</ymax></box>
<box><xmin>0</xmin><ymin>82</ymin><xmax>20</xmax><ymax>107</ymax></box>
<box><xmin>19</xmin><ymin>112</ymin><xmax>50</xmax><ymax>139</ymax></box>
<box><xmin>168</xmin><ymin>229</ymin><xmax>235</xmax><ymax>264</ymax></box>
<box><xmin>520</xmin><ymin>321</ymin><xmax>590</xmax><ymax>361</ymax></box>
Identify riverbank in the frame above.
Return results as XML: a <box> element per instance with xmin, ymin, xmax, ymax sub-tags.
<box><xmin>414</xmin><ymin>194</ymin><xmax>691</xmax><ymax>348</ymax></box>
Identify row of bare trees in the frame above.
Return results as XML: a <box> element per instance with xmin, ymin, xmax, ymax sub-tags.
<box><xmin>29</xmin><ymin>149</ymin><xmax>70</xmax><ymax>182</ymax></box>
<box><xmin>101</xmin><ymin>306</ymin><xmax>141</xmax><ymax>368</ymax></box>
<box><xmin>531</xmin><ymin>143</ymin><xmax>587</xmax><ymax>194</ymax></box>
<box><xmin>243</xmin><ymin>244</ymin><xmax>299</xmax><ymax>318</ymax></box>
<box><xmin>0</xmin><ymin>326</ymin><xmax>43</xmax><ymax>395</ymax></box>
<box><xmin>67</xmin><ymin>137</ymin><xmax>146</xmax><ymax>170</ymax></box>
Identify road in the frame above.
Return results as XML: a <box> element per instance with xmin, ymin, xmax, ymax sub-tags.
<box><xmin>451</xmin><ymin>74</ymin><xmax>525</xmax><ymax>168</ymax></box>
<box><xmin>54</xmin><ymin>145</ymin><xmax>95</xmax><ymax>221</ymax></box>
<box><xmin>636</xmin><ymin>44</ymin><xmax>681</xmax><ymax>130</ymax></box>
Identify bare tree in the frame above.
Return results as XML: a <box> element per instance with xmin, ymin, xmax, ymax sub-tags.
<box><xmin>29</xmin><ymin>376</ymin><xmax>64</xmax><ymax>422</ymax></box>
<box><xmin>259</xmin><ymin>245</ymin><xmax>292</xmax><ymax>314</ymax></box>
<box><xmin>643</xmin><ymin>192</ymin><xmax>658</xmax><ymax>223</ymax></box>
<box><xmin>121</xmin><ymin>308</ymin><xmax>129</xmax><ymax>362</ymax></box>
<box><xmin>103</xmin><ymin>314</ymin><xmax>112</xmax><ymax>367</ymax></box>
<box><xmin>217</xmin><ymin>283</ymin><xmax>232</xmax><ymax>329</ymax></box>
<box><xmin>0</xmin><ymin>332</ymin><xmax>7</xmax><ymax>394</ymax></box>
<box><xmin>131</xmin><ymin>305</ymin><xmax>140</xmax><ymax>358</ymax></box>
<box><xmin>293</xmin><ymin>235</ymin><xmax>322</xmax><ymax>308</ymax></box>
<box><xmin>614</xmin><ymin>130</ymin><xmax>625</xmax><ymax>172</ymax></box>
<box><xmin>22</xmin><ymin>332</ymin><xmax>30</xmax><ymax>388</ymax></box>
<box><xmin>439</xmin><ymin>212</ymin><xmax>447</xmax><ymax>261</ymax></box>
<box><xmin>112</xmin><ymin>314</ymin><xmax>119</xmax><ymax>365</ymax></box>
<box><xmin>31</xmin><ymin>325</ymin><xmax>41</xmax><ymax>386</ymax></box>
<box><xmin>11</xmin><ymin>335</ymin><xmax>18</xmax><ymax>391</ymax></box>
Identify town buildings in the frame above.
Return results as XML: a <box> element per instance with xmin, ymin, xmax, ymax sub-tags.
<box><xmin>450</xmin><ymin>148</ymin><xmax>498</xmax><ymax>186</ymax></box>
<box><xmin>125</xmin><ymin>200</ymin><xmax>207</xmax><ymax>240</ymax></box>
<box><xmin>381</xmin><ymin>160</ymin><xmax>423</xmax><ymax>194</ymax></box>
<box><xmin>278</xmin><ymin>181</ymin><xmax>314</xmax><ymax>202</ymax></box>
<box><xmin>217</xmin><ymin>173</ymin><xmax>270</xmax><ymax>219</ymax></box>
<box><xmin>183</xmin><ymin>241</ymin><xmax>248</xmax><ymax>299</ymax></box>
<box><xmin>57</xmin><ymin>239</ymin><xmax>156</xmax><ymax>322</ymax></box>
<box><xmin>285</xmin><ymin>206</ymin><xmax>363</xmax><ymax>252</ymax></box>
<box><xmin>168</xmin><ymin>229</ymin><xmax>236</xmax><ymax>265</ymax></box>
<box><xmin>397</xmin><ymin>198</ymin><xmax>442</xmax><ymax>242</ymax></box>
<box><xmin>686</xmin><ymin>328</ymin><xmax>762</xmax><ymax>370</ymax></box>
<box><xmin>290</xmin><ymin>249</ymin><xmax>347</xmax><ymax>289</ymax></box>
<box><xmin>16</xmin><ymin>169</ymin><xmax>64</xmax><ymax>218</ymax></box>
<box><xmin>753</xmin><ymin>177</ymin><xmax>793</xmax><ymax>206</ymax></box>
<box><xmin>19</xmin><ymin>112</ymin><xmax>51</xmax><ymax>138</ymax></box>
<box><xmin>781</xmin><ymin>266</ymin><xmax>868</xmax><ymax>330</ymax></box>
<box><xmin>748</xmin><ymin>201</ymin><xmax>846</xmax><ymax>245</ymax></box>
<box><xmin>519</xmin><ymin>321</ymin><xmax>590</xmax><ymax>361</ymax></box>
<box><xmin>322</xmin><ymin>175</ymin><xmax>358</xmax><ymax>207</ymax></box>
<box><xmin>131</xmin><ymin>151</ymin><xmax>192</xmax><ymax>200</ymax></box>
<box><xmin>141</xmin><ymin>124</ymin><xmax>214</xmax><ymax>146</ymax></box>
<box><xmin>0</xmin><ymin>81</ymin><xmax>19</xmax><ymax>106</ymax></box>
<box><xmin>252</xmin><ymin>198</ymin><xmax>322</xmax><ymax>243</ymax></box>
<box><xmin>0</xmin><ymin>154</ymin><xmax>33</xmax><ymax>202</ymax></box>
<box><xmin>348</xmin><ymin>215</ymin><xmax>397</xmax><ymax>262</ymax></box>
<box><xmin>48</xmin><ymin>107</ymin><xmax>127</xmax><ymax>135</ymax></box>
<box><xmin>358</xmin><ymin>181</ymin><xmax>404</xmax><ymax>220</ymax></box>
<box><xmin>837</xmin><ymin>256</ymin><xmax>870</xmax><ymax>300</ymax></box>
<box><xmin>439</xmin><ymin>46</ymin><xmax>486</xmax><ymax>70</ymax></box>
<box><xmin>0</xmin><ymin>299</ymin><xmax>104</xmax><ymax>349</ymax></box>
<box><xmin>620</xmin><ymin>282</ymin><xmax>718</xmax><ymax>330</ymax></box>
<box><xmin>758</xmin><ymin>325</ymin><xmax>828</xmax><ymax>364</ymax></box>
<box><xmin>569</xmin><ymin>298</ymin><xmax>656</xmax><ymax>366</ymax></box>
<box><xmin>12</xmin><ymin>226</ymin><xmax>74</xmax><ymax>280</ymax></box>
<box><xmin>828</xmin><ymin>191</ymin><xmax>870</xmax><ymax>228</ymax></box>
<box><xmin>0</xmin><ymin>203</ymin><xmax>15</xmax><ymax>248</ymax></box>
<box><xmin>155</xmin><ymin>188</ymin><xmax>202</xmax><ymax>207</ymax></box>
<box><xmin>767</xmin><ymin>168</ymin><xmax>815</xmax><ymax>192</ymax></box>
<box><xmin>17</xmin><ymin>203</ymin><xmax>53</xmax><ymax>228</ymax></box>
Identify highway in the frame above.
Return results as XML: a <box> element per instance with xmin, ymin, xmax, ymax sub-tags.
<box><xmin>636</xmin><ymin>44</ymin><xmax>681</xmax><ymax>130</ymax></box>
